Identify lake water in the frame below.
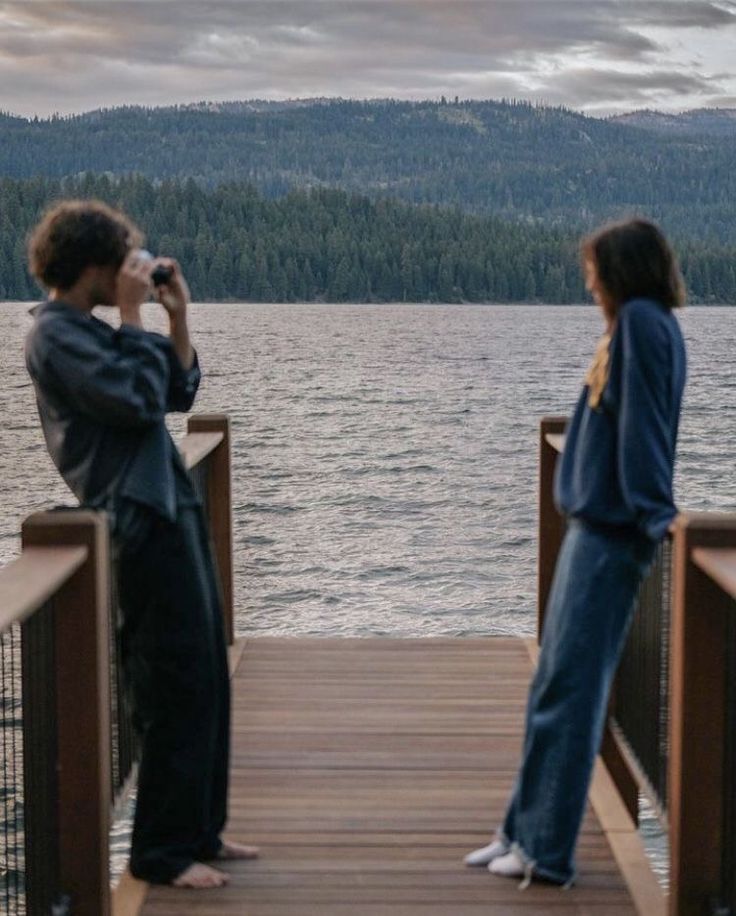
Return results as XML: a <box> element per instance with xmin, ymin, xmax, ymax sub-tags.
<box><xmin>2</xmin><ymin>302</ymin><xmax>735</xmax><ymax>638</ymax></box>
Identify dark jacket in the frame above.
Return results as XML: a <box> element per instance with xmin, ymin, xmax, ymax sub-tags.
<box><xmin>25</xmin><ymin>300</ymin><xmax>200</xmax><ymax>521</ymax></box>
<box><xmin>554</xmin><ymin>297</ymin><xmax>687</xmax><ymax>541</ymax></box>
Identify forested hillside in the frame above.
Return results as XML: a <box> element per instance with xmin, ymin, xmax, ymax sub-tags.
<box><xmin>1</xmin><ymin>99</ymin><xmax>734</xmax><ymax>243</ymax></box>
<box><xmin>2</xmin><ymin>175</ymin><xmax>734</xmax><ymax>303</ymax></box>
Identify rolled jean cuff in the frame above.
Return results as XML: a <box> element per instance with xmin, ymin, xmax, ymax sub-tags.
<box><xmin>511</xmin><ymin>841</ymin><xmax>575</xmax><ymax>889</ymax></box>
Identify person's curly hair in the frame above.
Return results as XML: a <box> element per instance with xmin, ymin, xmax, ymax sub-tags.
<box><xmin>28</xmin><ymin>199</ymin><xmax>143</xmax><ymax>290</ymax></box>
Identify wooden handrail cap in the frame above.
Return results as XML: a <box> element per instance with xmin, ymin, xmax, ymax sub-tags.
<box><xmin>671</xmin><ymin>511</ymin><xmax>736</xmax><ymax>533</ymax></box>
<box><xmin>540</xmin><ymin>415</ymin><xmax>568</xmax><ymax>428</ymax></box>
<box><xmin>691</xmin><ymin>547</ymin><xmax>736</xmax><ymax>601</ymax></box>
<box><xmin>23</xmin><ymin>508</ymin><xmax>106</xmax><ymax>530</ymax></box>
<box><xmin>188</xmin><ymin>414</ymin><xmax>230</xmax><ymax>433</ymax></box>
<box><xmin>545</xmin><ymin>433</ymin><xmax>566</xmax><ymax>453</ymax></box>
<box><xmin>0</xmin><ymin>544</ymin><xmax>88</xmax><ymax>632</ymax></box>
<box><xmin>179</xmin><ymin>431</ymin><xmax>224</xmax><ymax>470</ymax></box>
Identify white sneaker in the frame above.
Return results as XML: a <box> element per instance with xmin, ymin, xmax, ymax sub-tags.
<box><xmin>488</xmin><ymin>849</ymin><xmax>526</xmax><ymax>878</ymax></box>
<box><xmin>463</xmin><ymin>839</ymin><xmax>508</xmax><ymax>866</ymax></box>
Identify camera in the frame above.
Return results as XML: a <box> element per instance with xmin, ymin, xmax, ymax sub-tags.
<box><xmin>151</xmin><ymin>263</ymin><xmax>173</xmax><ymax>286</ymax></box>
<box><xmin>135</xmin><ymin>249</ymin><xmax>174</xmax><ymax>286</ymax></box>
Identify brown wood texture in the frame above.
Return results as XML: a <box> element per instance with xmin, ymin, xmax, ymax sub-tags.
<box><xmin>0</xmin><ymin>544</ymin><xmax>87</xmax><ymax>632</ymax></box>
<box><xmin>537</xmin><ymin>417</ymin><xmax>567</xmax><ymax>640</ymax></box>
<box><xmin>599</xmin><ymin>723</ymin><xmax>640</xmax><ymax>828</ymax></box>
<box><xmin>139</xmin><ymin>637</ymin><xmax>647</xmax><ymax>915</ymax></box>
<box><xmin>188</xmin><ymin>414</ymin><xmax>234</xmax><ymax>645</ymax></box>
<box><xmin>668</xmin><ymin>514</ymin><xmax>736</xmax><ymax>916</ymax></box>
<box><xmin>22</xmin><ymin>510</ymin><xmax>112</xmax><ymax>916</ymax></box>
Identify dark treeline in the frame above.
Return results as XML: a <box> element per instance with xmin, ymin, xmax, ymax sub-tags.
<box><xmin>2</xmin><ymin>174</ymin><xmax>736</xmax><ymax>303</ymax></box>
<box><xmin>1</xmin><ymin>99</ymin><xmax>735</xmax><ymax>243</ymax></box>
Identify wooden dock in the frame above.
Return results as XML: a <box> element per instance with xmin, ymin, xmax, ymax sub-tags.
<box><xmin>131</xmin><ymin>637</ymin><xmax>662</xmax><ymax>916</ymax></box>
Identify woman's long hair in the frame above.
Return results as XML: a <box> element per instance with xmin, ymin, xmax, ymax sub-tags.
<box><xmin>581</xmin><ymin>218</ymin><xmax>685</xmax><ymax>318</ymax></box>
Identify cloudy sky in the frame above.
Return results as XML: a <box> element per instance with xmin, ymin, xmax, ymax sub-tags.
<box><xmin>1</xmin><ymin>1</ymin><xmax>735</xmax><ymax>118</ymax></box>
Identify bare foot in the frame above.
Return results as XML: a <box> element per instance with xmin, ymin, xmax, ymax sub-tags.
<box><xmin>172</xmin><ymin>862</ymin><xmax>229</xmax><ymax>889</ymax></box>
<box><xmin>215</xmin><ymin>840</ymin><xmax>260</xmax><ymax>861</ymax></box>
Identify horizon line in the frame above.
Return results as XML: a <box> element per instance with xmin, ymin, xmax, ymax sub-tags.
<box><xmin>3</xmin><ymin>95</ymin><xmax>735</xmax><ymax>124</ymax></box>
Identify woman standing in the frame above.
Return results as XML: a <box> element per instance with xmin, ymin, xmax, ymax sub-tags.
<box><xmin>465</xmin><ymin>218</ymin><xmax>687</xmax><ymax>887</ymax></box>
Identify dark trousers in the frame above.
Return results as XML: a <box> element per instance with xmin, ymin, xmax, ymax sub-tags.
<box><xmin>115</xmin><ymin>502</ymin><xmax>230</xmax><ymax>883</ymax></box>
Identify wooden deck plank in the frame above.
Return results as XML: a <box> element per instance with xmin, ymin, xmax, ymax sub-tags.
<box><xmin>139</xmin><ymin>637</ymin><xmax>652</xmax><ymax>915</ymax></box>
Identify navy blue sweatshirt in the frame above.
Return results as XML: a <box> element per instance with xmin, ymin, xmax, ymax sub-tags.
<box><xmin>554</xmin><ymin>298</ymin><xmax>686</xmax><ymax>541</ymax></box>
<box><xmin>25</xmin><ymin>301</ymin><xmax>201</xmax><ymax>521</ymax></box>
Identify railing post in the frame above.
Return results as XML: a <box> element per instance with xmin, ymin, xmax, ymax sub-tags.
<box><xmin>668</xmin><ymin>513</ymin><xmax>736</xmax><ymax>916</ymax></box>
<box><xmin>188</xmin><ymin>414</ymin><xmax>235</xmax><ymax>645</ymax></box>
<box><xmin>537</xmin><ymin>416</ymin><xmax>567</xmax><ymax>641</ymax></box>
<box><xmin>22</xmin><ymin>510</ymin><xmax>112</xmax><ymax>916</ymax></box>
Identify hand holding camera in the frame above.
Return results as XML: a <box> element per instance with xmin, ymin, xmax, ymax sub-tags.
<box><xmin>148</xmin><ymin>255</ymin><xmax>190</xmax><ymax>320</ymax></box>
<box><xmin>133</xmin><ymin>250</ymin><xmax>194</xmax><ymax>369</ymax></box>
<box><xmin>123</xmin><ymin>249</ymin><xmax>190</xmax><ymax>318</ymax></box>
<box><xmin>114</xmin><ymin>250</ymin><xmax>192</xmax><ymax>367</ymax></box>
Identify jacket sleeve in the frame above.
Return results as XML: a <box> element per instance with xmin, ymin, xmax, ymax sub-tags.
<box><xmin>165</xmin><ymin>346</ymin><xmax>201</xmax><ymax>412</ymax></box>
<box><xmin>37</xmin><ymin>322</ymin><xmax>173</xmax><ymax>428</ymax></box>
<box><xmin>616</xmin><ymin>304</ymin><xmax>675</xmax><ymax>539</ymax></box>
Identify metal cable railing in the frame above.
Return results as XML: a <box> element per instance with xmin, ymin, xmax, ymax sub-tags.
<box><xmin>1</xmin><ymin>623</ymin><xmax>26</xmax><ymax>916</ymax></box>
<box><xmin>613</xmin><ymin>537</ymin><xmax>672</xmax><ymax>817</ymax></box>
<box><xmin>109</xmin><ymin>561</ymin><xmax>138</xmax><ymax>803</ymax></box>
<box><xmin>21</xmin><ymin>602</ymin><xmax>66</xmax><ymax>916</ymax></box>
<box><xmin>188</xmin><ymin>459</ymin><xmax>211</xmax><ymax>517</ymax></box>
<box><xmin>720</xmin><ymin>601</ymin><xmax>736</xmax><ymax>915</ymax></box>
<box><xmin>107</xmin><ymin>552</ymin><xmax>140</xmax><ymax>887</ymax></box>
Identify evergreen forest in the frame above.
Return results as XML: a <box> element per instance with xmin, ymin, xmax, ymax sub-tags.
<box><xmin>2</xmin><ymin>174</ymin><xmax>735</xmax><ymax>304</ymax></box>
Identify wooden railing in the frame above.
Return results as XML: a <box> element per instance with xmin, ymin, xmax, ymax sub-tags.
<box><xmin>537</xmin><ymin>417</ymin><xmax>567</xmax><ymax>636</ymax></box>
<box><xmin>669</xmin><ymin>519</ymin><xmax>736</xmax><ymax>916</ymax></box>
<box><xmin>180</xmin><ymin>414</ymin><xmax>234</xmax><ymax>645</ymax></box>
<box><xmin>538</xmin><ymin>416</ymin><xmax>736</xmax><ymax>916</ymax></box>
<box><xmin>0</xmin><ymin>414</ymin><xmax>233</xmax><ymax>916</ymax></box>
<box><xmin>1</xmin><ymin>536</ymin><xmax>94</xmax><ymax>916</ymax></box>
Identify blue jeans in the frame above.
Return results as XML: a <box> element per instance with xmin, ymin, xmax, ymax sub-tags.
<box><xmin>500</xmin><ymin>519</ymin><xmax>656</xmax><ymax>884</ymax></box>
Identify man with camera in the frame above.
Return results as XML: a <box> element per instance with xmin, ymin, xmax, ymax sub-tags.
<box><xmin>25</xmin><ymin>200</ymin><xmax>257</xmax><ymax>889</ymax></box>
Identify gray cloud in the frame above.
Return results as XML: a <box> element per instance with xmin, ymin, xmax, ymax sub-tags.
<box><xmin>0</xmin><ymin>1</ymin><xmax>735</xmax><ymax>116</ymax></box>
<box><xmin>624</xmin><ymin>0</ymin><xmax>736</xmax><ymax>27</ymax></box>
<box><xmin>539</xmin><ymin>66</ymin><xmax>728</xmax><ymax>109</ymax></box>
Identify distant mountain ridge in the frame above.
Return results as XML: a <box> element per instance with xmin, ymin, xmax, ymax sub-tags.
<box><xmin>1</xmin><ymin>98</ymin><xmax>734</xmax><ymax>243</ymax></box>
<box><xmin>610</xmin><ymin>107</ymin><xmax>736</xmax><ymax>137</ymax></box>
